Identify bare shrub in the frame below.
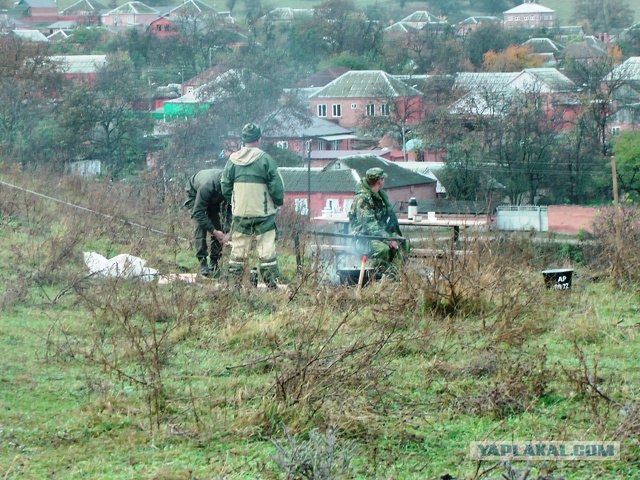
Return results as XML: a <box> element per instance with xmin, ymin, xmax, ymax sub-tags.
<box><xmin>614</xmin><ymin>401</ymin><xmax>640</xmax><ymax>440</ymax></box>
<box><xmin>451</xmin><ymin>350</ymin><xmax>551</xmax><ymax>419</ymax></box>
<box><xmin>271</xmin><ymin>426</ymin><xmax>354</xmax><ymax>480</ymax></box>
<box><xmin>560</xmin><ymin>342</ymin><xmax>616</xmax><ymax>433</ymax></box>
<box><xmin>73</xmin><ymin>278</ymin><xmax>205</xmax><ymax>432</ymax></box>
<box><xmin>592</xmin><ymin>204</ymin><xmax>640</xmax><ymax>283</ymax></box>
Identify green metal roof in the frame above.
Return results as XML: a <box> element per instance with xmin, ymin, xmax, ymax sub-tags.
<box><xmin>310</xmin><ymin>70</ymin><xmax>422</xmax><ymax>99</ymax></box>
<box><xmin>279</xmin><ymin>168</ymin><xmax>358</xmax><ymax>193</ymax></box>
<box><xmin>335</xmin><ymin>155</ymin><xmax>435</xmax><ymax>189</ymax></box>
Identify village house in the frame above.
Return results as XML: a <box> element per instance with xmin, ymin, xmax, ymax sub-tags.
<box><xmin>456</xmin><ymin>16</ymin><xmax>501</xmax><ymax>36</ymax></box>
<box><xmin>261</xmin><ymin>114</ymin><xmax>356</xmax><ymax>158</ymax></box>
<box><xmin>49</xmin><ymin>54</ymin><xmax>107</xmax><ymax>84</ymax></box>
<box><xmin>58</xmin><ymin>0</ymin><xmax>106</xmax><ymax>26</ymax></box>
<box><xmin>101</xmin><ymin>1</ymin><xmax>159</xmax><ymax>29</ymax></box>
<box><xmin>450</xmin><ymin>68</ymin><xmax>578</xmax><ymax>127</ymax></box>
<box><xmin>503</xmin><ymin>1</ymin><xmax>555</xmax><ymax>29</ymax></box>
<box><xmin>308</xmin><ymin>70</ymin><xmax>424</xmax><ymax>130</ymax></box>
<box><xmin>280</xmin><ymin>155</ymin><xmax>437</xmax><ymax>219</ymax></box>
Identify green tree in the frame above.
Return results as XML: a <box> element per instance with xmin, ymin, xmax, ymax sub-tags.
<box><xmin>439</xmin><ymin>141</ymin><xmax>485</xmax><ymax>201</ymax></box>
<box><xmin>0</xmin><ymin>36</ymin><xmax>63</xmax><ymax>166</ymax></box>
<box><xmin>613</xmin><ymin>131</ymin><xmax>640</xmax><ymax>198</ymax></box>
<box><xmin>56</xmin><ymin>54</ymin><xmax>149</xmax><ymax>175</ymax></box>
<box><xmin>572</xmin><ymin>0</ymin><xmax>634</xmax><ymax>32</ymax></box>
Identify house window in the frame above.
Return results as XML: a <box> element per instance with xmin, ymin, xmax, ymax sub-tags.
<box><xmin>187</xmin><ymin>87</ymin><xmax>194</xmax><ymax>94</ymax></box>
<box><xmin>317</xmin><ymin>104</ymin><xmax>327</xmax><ymax>117</ymax></box>
<box><xmin>381</xmin><ymin>104</ymin><xmax>391</xmax><ymax>116</ymax></box>
<box><xmin>611</xmin><ymin>126</ymin><xmax>621</xmax><ymax>135</ymax></box>
<box><xmin>366</xmin><ymin>104</ymin><xmax>375</xmax><ymax>116</ymax></box>
<box><xmin>332</xmin><ymin>104</ymin><xmax>342</xmax><ymax>117</ymax></box>
<box><xmin>514</xmin><ymin>16</ymin><xmax>520</xmax><ymax>21</ymax></box>
<box><xmin>294</xmin><ymin>198</ymin><xmax>308</xmax><ymax>215</ymax></box>
<box><xmin>351</xmin><ymin>103</ymin><xmax>357</xmax><ymax>109</ymax></box>
<box><xmin>275</xmin><ymin>141</ymin><xmax>289</xmax><ymax>149</ymax></box>
<box><xmin>343</xmin><ymin>198</ymin><xmax>353</xmax><ymax>213</ymax></box>
<box><xmin>325</xmin><ymin>199</ymin><xmax>339</xmax><ymax>213</ymax></box>
<box><xmin>156</xmin><ymin>24</ymin><xmax>161</xmax><ymax>31</ymax></box>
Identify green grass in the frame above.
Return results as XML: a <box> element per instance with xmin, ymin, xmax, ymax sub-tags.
<box><xmin>1</xmin><ymin>171</ymin><xmax>639</xmax><ymax>479</ymax></box>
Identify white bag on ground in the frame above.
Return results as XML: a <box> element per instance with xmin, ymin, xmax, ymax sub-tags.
<box><xmin>83</xmin><ymin>252</ymin><xmax>158</xmax><ymax>281</ymax></box>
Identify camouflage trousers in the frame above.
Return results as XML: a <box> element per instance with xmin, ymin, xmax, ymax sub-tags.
<box><xmin>356</xmin><ymin>238</ymin><xmax>408</xmax><ymax>276</ymax></box>
<box><xmin>228</xmin><ymin>229</ymin><xmax>279</xmax><ymax>287</ymax></box>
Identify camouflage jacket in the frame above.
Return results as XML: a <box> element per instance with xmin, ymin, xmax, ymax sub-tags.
<box><xmin>348</xmin><ymin>179</ymin><xmax>401</xmax><ymax>238</ymax></box>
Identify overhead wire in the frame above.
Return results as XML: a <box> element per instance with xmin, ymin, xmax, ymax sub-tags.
<box><xmin>0</xmin><ymin>178</ymin><xmax>187</xmax><ymax>241</ymax></box>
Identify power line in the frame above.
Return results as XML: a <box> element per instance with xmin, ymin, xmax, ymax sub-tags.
<box><xmin>0</xmin><ymin>178</ymin><xmax>187</xmax><ymax>242</ymax></box>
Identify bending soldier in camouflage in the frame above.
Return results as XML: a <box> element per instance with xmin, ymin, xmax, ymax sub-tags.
<box><xmin>348</xmin><ymin>167</ymin><xmax>407</xmax><ymax>275</ymax></box>
<box><xmin>221</xmin><ymin>123</ymin><xmax>285</xmax><ymax>288</ymax></box>
<box><xmin>184</xmin><ymin>168</ymin><xmax>231</xmax><ymax>277</ymax></box>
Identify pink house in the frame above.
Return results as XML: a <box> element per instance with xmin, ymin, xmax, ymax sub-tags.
<box><xmin>309</xmin><ymin>70</ymin><xmax>424</xmax><ymax>129</ymax></box>
<box><xmin>280</xmin><ymin>155</ymin><xmax>437</xmax><ymax>219</ymax></box>
<box><xmin>503</xmin><ymin>1</ymin><xmax>555</xmax><ymax>29</ymax></box>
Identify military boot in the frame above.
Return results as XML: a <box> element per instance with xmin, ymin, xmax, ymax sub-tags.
<box><xmin>199</xmin><ymin>258</ymin><xmax>211</xmax><ymax>277</ymax></box>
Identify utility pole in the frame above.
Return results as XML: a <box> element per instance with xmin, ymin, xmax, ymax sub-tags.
<box><xmin>306</xmin><ymin>138</ymin><xmax>311</xmax><ymax>220</ymax></box>
<box><xmin>610</xmin><ymin>155</ymin><xmax>624</xmax><ymax>279</ymax></box>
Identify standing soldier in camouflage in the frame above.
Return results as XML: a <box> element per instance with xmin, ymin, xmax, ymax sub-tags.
<box><xmin>184</xmin><ymin>168</ymin><xmax>231</xmax><ymax>277</ymax></box>
<box><xmin>348</xmin><ymin>167</ymin><xmax>406</xmax><ymax>274</ymax></box>
<box><xmin>221</xmin><ymin>123</ymin><xmax>285</xmax><ymax>288</ymax></box>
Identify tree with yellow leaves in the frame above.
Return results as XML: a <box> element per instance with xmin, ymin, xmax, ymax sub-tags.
<box><xmin>482</xmin><ymin>45</ymin><xmax>544</xmax><ymax>72</ymax></box>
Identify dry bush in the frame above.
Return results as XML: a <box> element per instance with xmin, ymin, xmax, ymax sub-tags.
<box><xmin>559</xmin><ymin>342</ymin><xmax>616</xmax><ymax>433</ymax></box>
<box><xmin>230</xmin><ymin>297</ymin><xmax>401</xmax><ymax>432</ymax></box>
<box><xmin>271</xmin><ymin>426</ymin><xmax>354</xmax><ymax>480</ymax></box>
<box><xmin>72</xmin><ymin>278</ymin><xmax>207</xmax><ymax>432</ymax></box>
<box><xmin>614</xmin><ymin>401</ymin><xmax>640</xmax><ymax>440</ymax></box>
<box><xmin>449</xmin><ymin>350</ymin><xmax>551</xmax><ymax>419</ymax></box>
<box><xmin>592</xmin><ymin>205</ymin><xmax>640</xmax><ymax>283</ymax></box>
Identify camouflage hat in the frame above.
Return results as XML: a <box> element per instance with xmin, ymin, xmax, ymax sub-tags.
<box><xmin>365</xmin><ymin>167</ymin><xmax>388</xmax><ymax>183</ymax></box>
<box><xmin>241</xmin><ymin>123</ymin><xmax>261</xmax><ymax>143</ymax></box>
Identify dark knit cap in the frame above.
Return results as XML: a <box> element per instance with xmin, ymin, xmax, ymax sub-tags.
<box><xmin>241</xmin><ymin>123</ymin><xmax>261</xmax><ymax>143</ymax></box>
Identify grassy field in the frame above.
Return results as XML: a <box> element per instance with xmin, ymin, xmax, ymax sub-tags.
<box><xmin>1</xmin><ymin>168</ymin><xmax>639</xmax><ymax>479</ymax></box>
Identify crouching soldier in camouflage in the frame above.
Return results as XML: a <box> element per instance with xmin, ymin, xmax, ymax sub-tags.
<box><xmin>348</xmin><ymin>167</ymin><xmax>407</xmax><ymax>276</ymax></box>
<box><xmin>184</xmin><ymin>168</ymin><xmax>231</xmax><ymax>277</ymax></box>
<box><xmin>221</xmin><ymin>123</ymin><xmax>285</xmax><ymax>288</ymax></box>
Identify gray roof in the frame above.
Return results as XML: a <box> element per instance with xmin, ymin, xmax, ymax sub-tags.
<box><xmin>522</xmin><ymin>38</ymin><xmax>564</xmax><ymax>54</ymax></box>
<box><xmin>454</xmin><ymin>72</ymin><xmax>520</xmax><ymax>93</ymax></box>
<box><xmin>168</xmin><ymin>0</ymin><xmax>216</xmax><ymax>16</ymax></box>
<box><xmin>310</xmin><ymin>70</ymin><xmax>422</xmax><ymax>99</ymax></box>
<box><xmin>400</xmin><ymin>10</ymin><xmax>439</xmax><ymax>23</ymax></box>
<box><xmin>384</xmin><ymin>22</ymin><xmax>420</xmax><ymax>33</ymax></box>
<box><xmin>520</xmin><ymin>68</ymin><xmax>575</xmax><ymax>92</ymax></box>
<box><xmin>105</xmin><ymin>1</ymin><xmax>158</xmax><ymax>15</ymax></box>
<box><xmin>280</xmin><ymin>168</ymin><xmax>359</xmax><ymax>193</ymax></box>
<box><xmin>11</xmin><ymin>29</ymin><xmax>49</xmax><ymax>42</ymax></box>
<box><xmin>331</xmin><ymin>155</ymin><xmax>435</xmax><ymax>189</ymax></box>
<box><xmin>607</xmin><ymin>57</ymin><xmax>640</xmax><ymax>81</ymax></box>
<box><xmin>504</xmin><ymin>3</ymin><xmax>554</xmax><ymax>14</ymax></box>
<box><xmin>458</xmin><ymin>16</ymin><xmax>501</xmax><ymax>26</ymax></box>
<box><xmin>264</xmin><ymin>7</ymin><xmax>314</xmax><ymax>21</ymax></box>
<box><xmin>61</xmin><ymin>0</ymin><xmax>107</xmax><ymax>13</ymax></box>
<box><xmin>46</xmin><ymin>20</ymin><xmax>78</xmax><ymax>29</ymax></box>
<box><xmin>263</xmin><ymin>114</ymin><xmax>353</xmax><ymax>139</ymax></box>
<box><xmin>49</xmin><ymin>55</ymin><xmax>107</xmax><ymax>73</ymax></box>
